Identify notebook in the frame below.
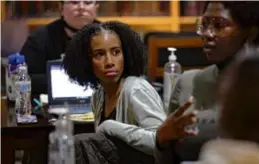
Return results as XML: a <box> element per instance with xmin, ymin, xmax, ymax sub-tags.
<box><xmin>47</xmin><ymin>60</ymin><xmax>94</xmax><ymax>115</ymax></box>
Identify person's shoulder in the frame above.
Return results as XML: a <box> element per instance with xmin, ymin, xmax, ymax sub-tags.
<box><xmin>193</xmin><ymin>65</ymin><xmax>218</xmax><ymax>85</ymax></box>
<box><xmin>124</xmin><ymin>76</ymin><xmax>153</xmax><ymax>90</ymax></box>
<box><xmin>180</xmin><ymin>69</ymin><xmax>201</xmax><ymax>80</ymax></box>
<box><xmin>29</xmin><ymin>19</ymin><xmax>63</xmax><ymax>39</ymax></box>
<box><xmin>122</xmin><ymin>76</ymin><xmax>158</xmax><ymax>97</ymax></box>
<box><xmin>178</xmin><ymin>65</ymin><xmax>218</xmax><ymax>86</ymax></box>
<box><xmin>177</xmin><ymin>68</ymin><xmax>201</xmax><ymax>88</ymax></box>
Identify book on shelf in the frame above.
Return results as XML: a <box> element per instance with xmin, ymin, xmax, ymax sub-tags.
<box><xmin>5</xmin><ymin>1</ymin><xmax>60</xmax><ymax>18</ymax></box>
<box><xmin>181</xmin><ymin>1</ymin><xmax>206</xmax><ymax>16</ymax></box>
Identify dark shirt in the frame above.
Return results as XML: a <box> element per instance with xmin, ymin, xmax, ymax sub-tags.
<box><xmin>99</xmin><ymin>108</ymin><xmax>117</xmax><ymax>126</ymax></box>
<box><xmin>20</xmin><ymin>19</ymin><xmax>100</xmax><ymax>95</ymax></box>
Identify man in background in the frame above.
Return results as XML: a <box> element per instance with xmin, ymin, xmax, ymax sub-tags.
<box><xmin>21</xmin><ymin>1</ymin><xmax>100</xmax><ymax>95</ymax></box>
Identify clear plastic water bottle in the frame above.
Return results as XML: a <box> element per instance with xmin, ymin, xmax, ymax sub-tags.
<box><xmin>6</xmin><ymin>53</ymin><xmax>25</xmax><ymax>103</ymax></box>
<box><xmin>48</xmin><ymin>107</ymin><xmax>75</xmax><ymax>164</ymax></box>
<box><xmin>163</xmin><ymin>47</ymin><xmax>182</xmax><ymax>113</ymax></box>
<box><xmin>14</xmin><ymin>65</ymin><xmax>32</xmax><ymax>115</ymax></box>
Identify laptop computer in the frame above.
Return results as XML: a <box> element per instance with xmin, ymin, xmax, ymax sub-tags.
<box><xmin>47</xmin><ymin>60</ymin><xmax>94</xmax><ymax>114</ymax></box>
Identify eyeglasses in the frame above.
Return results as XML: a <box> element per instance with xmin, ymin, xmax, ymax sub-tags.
<box><xmin>196</xmin><ymin>16</ymin><xmax>235</xmax><ymax>36</ymax></box>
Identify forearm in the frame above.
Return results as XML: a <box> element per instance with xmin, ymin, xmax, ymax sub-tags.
<box><xmin>97</xmin><ymin>120</ymin><xmax>157</xmax><ymax>155</ymax></box>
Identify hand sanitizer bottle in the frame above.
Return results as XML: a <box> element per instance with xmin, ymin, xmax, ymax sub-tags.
<box><xmin>163</xmin><ymin>47</ymin><xmax>182</xmax><ymax>113</ymax></box>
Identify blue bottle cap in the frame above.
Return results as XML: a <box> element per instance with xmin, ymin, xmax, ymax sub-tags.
<box><xmin>8</xmin><ymin>53</ymin><xmax>25</xmax><ymax>65</ymax></box>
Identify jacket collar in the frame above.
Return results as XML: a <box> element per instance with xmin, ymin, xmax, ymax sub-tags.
<box><xmin>61</xmin><ymin>17</ymin><xmax>101</xmax><ymax>33</ymax></box>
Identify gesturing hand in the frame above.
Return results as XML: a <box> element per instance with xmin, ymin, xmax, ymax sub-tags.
<box><xmin>157</xmin><ymin>97</ymin><xmax>198</xmax><ymax>147</ymax></box>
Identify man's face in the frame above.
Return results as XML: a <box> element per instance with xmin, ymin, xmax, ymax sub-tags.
<box><xmin>61</xmin><ymin>1</ymin><xmax>99</xmax><ymax>30</ymax></box>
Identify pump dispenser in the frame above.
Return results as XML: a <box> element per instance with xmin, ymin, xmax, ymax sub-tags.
<box><xmin>168</xmin><ymin>47</ymin><xmax>177</xmax><ymax>61</ymax></box>
<box><xmin>163</xmin><ymin>47</ymin><xmax>182</xmax><ymax>113</ymax></box>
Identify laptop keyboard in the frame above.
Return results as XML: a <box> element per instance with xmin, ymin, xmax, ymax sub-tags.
<box><xmin>70</xmin><ymin>104</ymin><xmax>92</xmax><ymax>114</ymax></box>
<box><xmin>49</xmin><ymin>104</ymin><xmax>92</xmax><ymax>114</ymax></box>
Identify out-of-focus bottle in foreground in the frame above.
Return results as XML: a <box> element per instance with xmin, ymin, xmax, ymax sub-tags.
<box><xmin>48</xmin><ymin>106</ymin><xmax>75</xmax><ymax>164</ymax></box>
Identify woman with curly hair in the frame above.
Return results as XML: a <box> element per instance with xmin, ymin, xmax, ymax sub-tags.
<box><xmin>155</xmin><ymin>1</ymin><xmax>259</xmax><ymax>164</ymax></box>
<box><xmin>63</xmin><ymin>21</ymin><xmax>193</xmax><ymax>163</ymax></box>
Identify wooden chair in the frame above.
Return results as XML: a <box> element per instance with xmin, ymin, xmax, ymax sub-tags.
<box><xmin>145</xmin><ymin>32</ymin><xmax>211</xmax><ymax>82</ymax></box>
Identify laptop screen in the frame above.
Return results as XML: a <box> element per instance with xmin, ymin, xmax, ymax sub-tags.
<box><xmin>51</xmin><ymin>65</ymin><xmax>93</xmax><ymax>98</ymax></box>
<box><xmin>47</xmin><ymin>60</ymin><xmax>94</xmax><ymax>105</ymax></box>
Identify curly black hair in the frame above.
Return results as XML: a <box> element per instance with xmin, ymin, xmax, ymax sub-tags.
<box><xmin>63</xmin><ymin>21</ymin><xmax>147</xmax><ymax>88</ymax></box>
<box><xmin>204</xmin><ymin>1</ymin><xmax>259</xmax><ymax>44</ymax></box>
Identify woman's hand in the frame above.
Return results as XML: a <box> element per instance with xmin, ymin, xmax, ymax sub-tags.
<box><xmin>157</xmin><ymin>97</ymin><xmax>198</xmax><ymax>148</ymax></box>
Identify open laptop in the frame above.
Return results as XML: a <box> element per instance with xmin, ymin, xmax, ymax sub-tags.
<box><xmin>47</xmin><ymin>60</ymin><xmax>94</xmax><ymax>114</ymax></box>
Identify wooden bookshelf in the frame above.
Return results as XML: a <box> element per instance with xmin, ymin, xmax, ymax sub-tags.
<box><xmin>180</xmin><ymin>16</ymin><xmax>197</xmax><ymax>25</ymax></box>
<box><xmin>2</xmin><ymin>1</ymin><xmax>201</xmax><ymax>32</ymax></box>
<box><xmin>26</xmin><ymin>16</ymin><xmax>174</xmax><ymax>26</ymax></box>
<box><xmin>1</xmin><ymin>1</ymin><xmax>6</xmax><ymax>21</ymax></box>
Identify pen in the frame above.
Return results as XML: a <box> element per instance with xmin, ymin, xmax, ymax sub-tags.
<box><xmin>33</xmin><ymin>98</ymin><xmax>42</xmax><ymax>107</ymax></box>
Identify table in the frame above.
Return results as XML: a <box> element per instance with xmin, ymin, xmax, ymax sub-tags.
<box><xmin>1</xmin><ymin>96</ymin><xmax>95</xmax><ymax>164</ymax></box>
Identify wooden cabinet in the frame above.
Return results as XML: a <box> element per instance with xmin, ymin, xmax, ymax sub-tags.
<box><xmin>1</xmin><ymin>1</ymin><xmax>204</xmax><ymax>32</ymax></box>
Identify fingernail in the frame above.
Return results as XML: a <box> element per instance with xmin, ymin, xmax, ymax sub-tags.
<box><xmin>189</xmin><ymin>96</ymin><xmax>194</xmax><ymax>102</ymax></box>
<box><xmin>193</xmin><ymin>110</ymin><xmax>198</xmax><ymax>115</ymax></box>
